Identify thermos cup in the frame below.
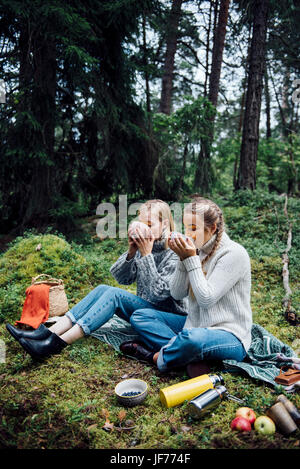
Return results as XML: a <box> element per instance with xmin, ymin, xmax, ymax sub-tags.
<box><xmin>170</xmin><ymin>232</ymin><xmax>194</xmax><ymax>243</ymax></box>
<box><xmin>266</xmin><ymin>402</ymin><xmax>298</xmax><ymax>435</ymax></box>
<box><xmin>188</xmin><ymin>385</ymin><xmax>228</xmax><ymax>419</ymax></box>
<box><xmin>276</xmin><ymin>394</ymin><xmax>300</xmax><ymax>425</ymax></box>
<box><xmin>160</xmin><ymin>374</ymin><xmax>224</xmax><ymax>408</ymax></box>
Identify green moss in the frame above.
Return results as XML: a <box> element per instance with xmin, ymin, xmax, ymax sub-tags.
<box><xmin>0</xmin><ymin>193</ymin><xmax>299</xmax><ymax>449</ymax></box>
<box><xmin>0</xmin><ymin>233</ymin><xmax>94</xmax><ymax>323</ymax></box>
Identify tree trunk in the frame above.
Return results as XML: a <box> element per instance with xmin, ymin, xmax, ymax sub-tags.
<box><xmin>264</xmin><ymin>64</ymin><xmax>278</xmax><ymax>192</ymax></box>
<box><xmin>264</xmin><ymin>67</ymin><xmax>272</xmax><ymax>139</ymax></box>
<box><xmin>233</xmin><ymin>83</ymin><xmax>246</xmax><ymax>189</ymax></box>
<box><xmin>234</xmin><ymin>26</ymin><xmax>251</xmax><ymax>190</ymax></box>
<box><xmin>204</xmin><ymin>0</ymin><xmax>214</xmax><ymax>97</ymax></box>
<box><xmin>159</xmin><ymin>0</ymin><xmax>183</xmax><ymax>115</ymax></box>
<box><xmin>270</xmin><ymin>67</ymin><xmax>298</xmax><ymax>195</ymax></box>
<box><xmin>194</xmin><ymin>0</ymin><xmax>230</xmax><ymax>193</ymax></box>
<box><xmin>208</xmin><ymin>0</ymin><xmax>230</xmax><ymax>108</ymax></box>
<box><xmin>142</xmin><ymin>14</ymin><xmax>151</xmax><ymax>116</ymax></box>
<box><xmin>236</xmin><ymin>0</ymin><xmax>269</xmax><ymax>191</ymax></box>
<box><xmin>177</xmin><ymin>139</ymin><xmax>189</xmax><ymax>198</ymax></box>
<box><xmin>21</xmin><ymin>30</ymin><xmax>57</xmax><ymax>228</ymax></box>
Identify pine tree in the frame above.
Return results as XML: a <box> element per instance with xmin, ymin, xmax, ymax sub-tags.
<box><xmin>236</xmin><ymin>0</ymin><xmax>269</xmax><ymax>190</ymax></box>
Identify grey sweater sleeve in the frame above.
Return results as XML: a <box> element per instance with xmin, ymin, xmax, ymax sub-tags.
<box><xmin>135</xmin><ymin>251</ymin><xmax>180</xmax><ymax>304</ymax></box>
<box><xmin>109</xmin><ymin>250</ymin><xmax>138</xmax><ymax>285</ymax></box>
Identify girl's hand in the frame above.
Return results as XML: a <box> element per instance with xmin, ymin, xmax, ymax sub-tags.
<box><xmin>127</xmin><ymin>227</ymin><xmax>139</xmax><ymax>259</ymax></box>
<box><xmin>168</xmin><ymin>235</ymin><xmax>197</xmax><ymax>261</ymax></box>
<box><xmin>133</xmin><ymin>226</ymin><xmax>155</xmax><ymax>257</ymax></box>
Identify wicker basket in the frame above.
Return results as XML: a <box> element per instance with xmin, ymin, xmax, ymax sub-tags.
<box><xmin>31</xmin><ymin>274</ymin><xmax>69</xmax><ymax>317</ymax></box>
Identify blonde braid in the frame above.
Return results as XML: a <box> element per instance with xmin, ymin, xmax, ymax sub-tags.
<box><xmin>201</xmin><ymin>211</ymin><xmax>224</xmax><ymax>271</ymax></box>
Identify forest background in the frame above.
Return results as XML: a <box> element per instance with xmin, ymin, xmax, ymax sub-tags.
<box><xmin>0</xmin><ymin>0</ymin><xmax>299</xmax><ymax>450</ymax></box>
<box><xmin>0</xmin><ymin>0</ymin><xmax>299</xmax><ymax>232</ymax></box>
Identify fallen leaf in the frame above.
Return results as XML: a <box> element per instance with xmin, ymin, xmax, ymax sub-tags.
<box><xmin>102</xmin><ymin>420</ymin><xmax>114</xmax><ymax>432</ymax></box>
<box><xmin>101</xmin><ymin>408</ymin><xmax>114</xmax><ymax>432</ymax></box>
<box><xmin>118</xmin><ymin>409</ymin><xmax>127</xmax><ymax>423</ymax></box>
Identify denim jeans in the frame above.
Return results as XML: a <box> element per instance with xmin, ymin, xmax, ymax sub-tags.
<box><xmin>130</xmin><ymin>308</ymin><xmax>247</xmax><ymax>372</ymax></box>
<box><xmin>65</xmin><ymin>284</ymin><xmax>182</xmax><ymax>343</ymax></box>
<box><xmin>66</xmin><ymin>284</ymin><xmax>246</xmax><ymax>371</ymax></box>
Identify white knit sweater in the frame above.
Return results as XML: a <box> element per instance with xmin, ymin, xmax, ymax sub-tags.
<box><xmin>169</xmin><ymin>230</ymin><xmax>253</xmax><ymax>351</ymax></box>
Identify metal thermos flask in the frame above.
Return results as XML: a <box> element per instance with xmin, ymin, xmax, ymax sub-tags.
<box><xmin>188</xmin><ymin>385</ymin><xmax>228</xmax><ymax>419</ymax></box>
<box><xmin>159</xmin><ymin>374</ymin><xmax>224</xmax><ymax>408</ymax></box>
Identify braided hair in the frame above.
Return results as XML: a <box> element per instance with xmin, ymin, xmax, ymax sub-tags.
<box><xmin>184</xmin><ymin>195</ymin><xmax>225</xmax><ymax>300</ymax></box>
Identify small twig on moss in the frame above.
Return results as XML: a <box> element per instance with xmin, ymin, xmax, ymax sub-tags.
<box><xmin>280</xmin><ymin>194</ymin><xmax>298</xmax><ymax>325</ymax></box>
<box><xmin>281</xmin><ymin>194</ymin><xmax>292</xmax><ymax>311</ymax></box>
<box><xmin>272</xmin><ymin>203</ymin><xmax>280</xmax><ymax>249</ymax></box>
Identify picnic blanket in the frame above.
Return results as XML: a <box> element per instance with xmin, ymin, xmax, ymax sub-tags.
<box><xmin>90</xmin><ymin>319</ymin><xmax>299</xmax><ymax>390</ymax></box>
<box><xmin>91</xmin><ymin>315</ymin><xmax>140</xmax><ymax>351</ymax></box>
<box><xmin>223</xmin><ymin>323</ymin><xmax>299</xmax><ymax>390</ymax></box>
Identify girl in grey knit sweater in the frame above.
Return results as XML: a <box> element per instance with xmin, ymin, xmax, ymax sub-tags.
<box><xmin>11</xmin><ymin>200</ymin><xmax>188</xmax><ymax>360</ymax></box>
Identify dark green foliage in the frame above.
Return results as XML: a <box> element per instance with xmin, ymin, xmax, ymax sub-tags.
<box><xmin>0</xmin><ymin>0</ymin><xmax>159</xmax><ymax>232</ymax></box>
<box><xmin>0</xmin><ymin>0</ymin><xmax>299</xmax><ymax>233</ymax></box>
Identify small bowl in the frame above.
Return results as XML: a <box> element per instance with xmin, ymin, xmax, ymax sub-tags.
<box><xmin>115</xmin><ymin>379</ymin><xmax>148</xmax><ymax>407</ymax></box>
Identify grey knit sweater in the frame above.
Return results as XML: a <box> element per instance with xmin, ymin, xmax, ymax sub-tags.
<box><xmin>169</xmin><ymin>230</ymin><xmax>253</xmax><ymax>351</ymax></box>
<box><xmin>109</xmin><ymin>239</ymin><xmax>188</xmax><ymax>316</ymax></box>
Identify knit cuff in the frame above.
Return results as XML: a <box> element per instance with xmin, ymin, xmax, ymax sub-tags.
<box><xmin>136</xmin><ymin>252</ymin><xmax>156</xmax><ymax>271</ymax></box>
<box><xmin>178</xmin><ymin>260</ymin><xmax>187</xmax><ymax>272</ymax></box>
<box><xmin>125</xmin><ymin>250</ymin><xmax>136</xmax><ymax>262</ymax></box>
<box><xmin>182</xmin><ymin>255</ymin><xmax>202</xmax><ymax>272</ymax></box>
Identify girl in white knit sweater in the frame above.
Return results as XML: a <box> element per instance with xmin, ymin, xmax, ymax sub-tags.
<box><xmin>129</xmin><ymin>196</ymin><xmax>253</xmax><ymax>373</ymax></box>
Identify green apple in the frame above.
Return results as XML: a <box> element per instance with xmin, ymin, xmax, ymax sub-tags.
<box><xmin>254</xmin><ymin>415</ymin><xmax>276</xmax><ymax>435</ymax></box>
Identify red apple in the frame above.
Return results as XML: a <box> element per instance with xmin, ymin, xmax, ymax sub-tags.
<box><xmin>236</xmin><ymin>407</ymin><xmax>256</xmax><ymax>425</ymax></box>
<box><xmin>230</xmin><ymin>416</ymin><xmax>252</xmax><ymax>432</ymax></box>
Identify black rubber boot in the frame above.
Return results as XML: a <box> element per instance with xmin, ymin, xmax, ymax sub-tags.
<box><xmin>6</xmin><ymin>323</ymin><xmax>52</xmax><ymax>342</ymax></box>
<box><xmin>19</xmin><ymin>333</ymin><xmax>68</xmax><ymax>360</ymax></box>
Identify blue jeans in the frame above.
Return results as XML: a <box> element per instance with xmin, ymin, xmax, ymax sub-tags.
<box><xmin>130</xmin><ymin>309</ymin><xmax>247</xmax><ymax>372</ymax></box>
<box><xmin>66</xmin><ymin>284</ymin><xmax>246</xmax><ymax>371</ymax></box>
<box><xmin>65</xmin><ymin>284</ymin><xmax>183</xmax><ymax>345</ymax></box>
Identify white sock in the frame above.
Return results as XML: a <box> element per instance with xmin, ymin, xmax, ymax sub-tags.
<box><xmin>49</xmin><ymin>316</ymin><xmax>73</xmax><ymax>336</ymax></box>
<box><xmin>60</xmin><ymin>324</ymin><xmax>85</xmax><ymax>345</ymax></box>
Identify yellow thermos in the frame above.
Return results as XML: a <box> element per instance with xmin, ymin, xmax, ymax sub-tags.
<box><xmin>160</xmin><ymin>374</ymin><xmax>224</xmax><ymax>408</ymax></box>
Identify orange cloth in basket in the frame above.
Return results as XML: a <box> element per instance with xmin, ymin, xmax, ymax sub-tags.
<box><xmin>15</xmin><ymin>284</ymin><xmax>51</xmax><ymax>329</ymax></box>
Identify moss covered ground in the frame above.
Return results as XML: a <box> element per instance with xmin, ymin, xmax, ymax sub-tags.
<box><xmin>0</xmin><ymin>190</ymin><xmax>299</xmax><ymax>449</ymax></box>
